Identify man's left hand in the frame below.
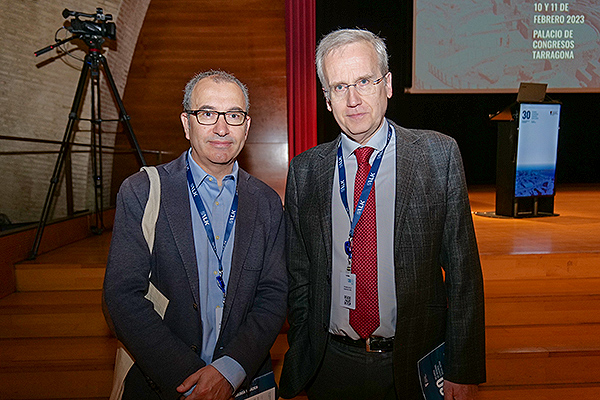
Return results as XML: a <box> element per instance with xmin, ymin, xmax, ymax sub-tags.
<box><xmin>444</xmin><ymin>380</ymin><xmax>478</xmax><ymax>400</ymax></box>
<box><xmin>177</xmin><ymin>364</ymin><xmax>234</xmax><ymax>400</ymax></box>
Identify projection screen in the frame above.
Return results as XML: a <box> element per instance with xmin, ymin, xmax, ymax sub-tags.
<box><xmin>410</xmin><ymin>0</ymin><xmax>600</xmax><ymax>93</ymax></box>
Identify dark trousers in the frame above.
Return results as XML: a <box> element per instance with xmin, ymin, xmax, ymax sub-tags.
<box><xmin>306</xmin><ymin>335</ymin><xmax>398</xmax><ymax>400</ymax></box>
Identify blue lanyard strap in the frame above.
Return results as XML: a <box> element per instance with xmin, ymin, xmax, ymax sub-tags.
<box><xmin>337</xmin><ymin>124</ymin><xmax>393</xmax><ymax>241</ymax></box>
<box><xmin>186</xmin><ymin>154</ymin><xmax>238</xmax><ymax>298</ymax></box>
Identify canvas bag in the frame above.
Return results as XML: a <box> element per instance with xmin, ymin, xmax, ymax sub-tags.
<box><xmin>109</xmin><ymin>166</ymin><xmax>170</xmax><ymax>400</ymax></box>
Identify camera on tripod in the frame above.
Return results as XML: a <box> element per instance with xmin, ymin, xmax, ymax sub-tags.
<box><xmin>30</xmin><ymin>6</ymin><xmax>147</xmax><ymax>258</ymax></box>
<box><xmin>34</xmin><ymin>7</ymin><xmax>117</xmax><ymax>57</ymax></box>
<box><xmin>63</xmin><ymin>8</ymin><xmax>116</xmax><ymax>41</ymax></box>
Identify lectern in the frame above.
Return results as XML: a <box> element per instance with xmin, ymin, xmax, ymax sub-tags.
<box><xmin>491</xmin><ymin>83</ymin><xmax>561</xmax><ymax>217</ymax></box>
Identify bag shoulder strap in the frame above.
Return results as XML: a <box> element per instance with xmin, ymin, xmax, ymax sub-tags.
<box><xmin>140</xmin><ymin>166</ymin><xmax>160</xmax><ymax>254</ymax></box>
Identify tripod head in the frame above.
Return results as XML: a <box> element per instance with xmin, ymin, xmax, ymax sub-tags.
<box><xmin>35</xmin><ymin>7</ymin><xmax>116</xmax><ymax>56</ymax></box>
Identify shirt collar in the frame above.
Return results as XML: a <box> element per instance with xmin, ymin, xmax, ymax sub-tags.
<box><xmin>340</xmin><ymin>119</ymin><xmax>389</xmax><ymax>160</ymax></box>
<box><xmin>187</xmin><ymin>148</ymin><xmax>238</xmax><ymax>187</ymax></box>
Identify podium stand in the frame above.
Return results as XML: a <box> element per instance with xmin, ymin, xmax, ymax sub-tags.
<box><xmin>490</xmin><ymin>85</ymin><xmax>561</xmax><ymax>218</ymax></box>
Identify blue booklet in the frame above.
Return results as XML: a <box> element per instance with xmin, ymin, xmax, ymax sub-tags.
<box><xmin>417</xmin><ymin>342</ymin><xmax>445</xmax><ymax>400</ymax></box>
<box><xmin>234</xmin><ymin>371</ymin><xmax>276</xmax><ymax>400</ymax></box>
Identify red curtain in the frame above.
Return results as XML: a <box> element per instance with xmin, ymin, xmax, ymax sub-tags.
<box><xmin>286</xmin><ymin>0</ymin><xmax>317</xmax><ymax>161</ymax></box>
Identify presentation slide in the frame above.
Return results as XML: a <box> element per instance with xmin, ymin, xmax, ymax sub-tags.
<box><xmin>411</xmin><ymin>0</ymin><xmax>600</xmax><ymax>93</ymax></box>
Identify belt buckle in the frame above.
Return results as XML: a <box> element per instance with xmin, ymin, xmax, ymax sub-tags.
<box><xmin>365</xmin><ymin>337</ymin><xmax>384</xmax><ymax>353</ymax></box>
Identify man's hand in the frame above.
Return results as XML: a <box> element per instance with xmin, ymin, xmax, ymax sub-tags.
<box><xmin>177</xmin><ymin>365</ymin><xmax>234</xmax><ymax>400</ymax></box>
<box><xmin>444</xmin><ymin>380</ymin><xmax>478</xmax><ymax>400</ymax></box>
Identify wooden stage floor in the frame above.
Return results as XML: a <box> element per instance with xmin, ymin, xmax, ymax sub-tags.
<box><xmin>1</xmin><ymin>184</ymin><xmax>599</xmax><ymax>399</ymax></box>
<box><xmin>468</xmin><ymin>184</ymin><xmax>600</xmax><ymax>256</ymax></box>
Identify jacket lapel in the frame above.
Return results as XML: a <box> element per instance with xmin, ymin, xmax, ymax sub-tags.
<box><xmin>221</xmin><ymin>168</ymin><xmax>256</xmax><ymax>327</ymax></box>
<box><xmin>309</xmin><ymin>139</ymin><xmax>338</xmax><ymax>328</ymax></box>
<box><xmin>391</xmin><ymin>122</ymin><xmax>420</xmax><ymax>302</ymax></box>
<box><xmin>161</xmin><ymin>153</ymin><xmax>201</xmax><ymax>306</ymax></box>
<box><xmin>315</xmin><ymin>138</ymin><xmax>339</xmax><ymax>279</ymax></box>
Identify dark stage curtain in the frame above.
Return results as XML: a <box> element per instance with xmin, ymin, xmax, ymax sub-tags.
<box><xmin>286</xmin><ymin>0</ymin><xmax>318</xmax><ymax>160</ymax></box>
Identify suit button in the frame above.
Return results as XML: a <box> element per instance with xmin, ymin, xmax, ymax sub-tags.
<box><xmin>191</xmin><ymin>344</ymin><xmax>199</xmax><ymax>353</ymax></box>
<box><xmin>193</xmin><ymin>303</ymin><xmax>198</xmax><ymax>310</ymax></box>
<box><xmin>145</xmin><ymin>375</ymin><xmax>159</xmax><ymax>391</ymax></box>
<box><xmin>323</xmin><ymin>324</ymin><xmax>328</xmax><ymax>332</ymax></box>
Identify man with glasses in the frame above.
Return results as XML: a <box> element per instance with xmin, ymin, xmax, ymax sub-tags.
<box><xmin>103</xmin><ymin>70</ymin><xmax>287</xmax><ymax>400</ymax></box>
<box><xmin>280</xmin><ymin>29</ymin><xmax>485</xmax><ymax>400</ymax></box>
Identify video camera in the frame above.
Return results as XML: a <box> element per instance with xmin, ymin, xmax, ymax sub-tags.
<box><xmin>34</xmin><ymin>7</ymin><xmax>116</xmax><ymax>56</ymax></box>
<box><xmin>63</xmin><ymin>8</ymin><xmax>116</xmax><ymax>41</ymax></box>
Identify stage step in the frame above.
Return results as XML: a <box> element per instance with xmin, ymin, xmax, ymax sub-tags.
<box><xmin>486</xmin><ymin>294</ymin><xmax>600</xmax><ymax>326</ymax></box>
<box><xmin>485</xmin><ymin>324</ymin><xmax>600</xmax><ymax>386</ymax></box>
<box><xmin>14</xmin><ymin>265</ymin><xmax>105</xmax><ymax>292</ymax></box>
<box><xmin>483</xmin><ymin>275</ymin><xmax>600</xmax><ymax>391</ymax></box>
<box><xmin>479</xmin><ymin>385</ymin><xmax>600</xmax><ymax>400</ymax></box>
<box><xmin>0</xmin><ymin>290</ymin><xmax>111</xmax><ymax>339</ymax></box>
<box><xmin>0</xmin><ymin>337</ymin><xmax>116</xmax><ymax>399</ymax></box>
<box><xmin>13</xmin><ymin>233</ymin><xmax>111</xmax><ymax>292</ymax></box>
<box><xmin>480</xmin><ymin>253</ymin><xmax>600</xmax><ymax>280</ymax></box>
<box><xmin>484</xmin><ymin>277</ymin><xmax>600</xmax><ymax>326</ymax></box>
<box><xmin>486</xmin><ymin>350</ymin><xmax>600</xmax><ymax>387</ymax></box>
<box><xmin>485</xmin><ymin>277</ymin><xmax>600</xmax><ymax>297</ymax></box>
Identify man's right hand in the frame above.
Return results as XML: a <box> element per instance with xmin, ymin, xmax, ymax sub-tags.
<box><xmin>177</xmin><ymin>365</ymin><xmax>234</xmax><ymax>400</ymax></box>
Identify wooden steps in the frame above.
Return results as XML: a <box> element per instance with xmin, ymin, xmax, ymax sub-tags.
<box><xmin>481</xmin><ymin>255</ymin><xmax>600</xmax><ymax>397</ymax></box>
<box><xmin>479</xmin><ymin>385</ymin><xmax>600</xmax><ymax>400</ymax></box>
<box><xmin>14</xmin><ymin>233</ymin><xmax>110</xmax><ymax>292</ymax></box>
<box><xmin>0</xmin><ymin>331</ymin><xmax>116</xmax><ymax>397</ymax></box>
<box><xmin>1</xmin><ymin>187</ymin><xmax>599</xmax><ymax>399</ymax></box>
<box><xmin>0</xmin><ymin>336</ymin><xmax>117</xmax><ymax>398</ymax></box>
<box><xmin>0</xmin><ymin>234</ymin><xmax>116</xmax><ymax>400</ymax></box>
<box><xmin>14</xmin><ymin>266</ymin><xmax>106</xmax><ymax>292</ymax></box>
<box><xmin>471</xmin><ymin>183</ymin><xmax>600</xmax><ymax>398</ymax></box>
<box><xmin>0</xmin><ymin>291</ymin><xmax>111</xmax><ymax>339</ymax></box>
<box><xmin>481</xmin><ymin>253</ymin><xmax>600</xmax><ymax>280</ymax></box>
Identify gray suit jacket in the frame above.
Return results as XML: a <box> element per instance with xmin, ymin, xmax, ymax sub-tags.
<box><xmin>279</xmin><ymin>120</ymin><xmax>485</xmax><ymax>399</ymax></box>
<box><xmin>103</xmin><ymin>152</ymin><xmax>287</xmax><ymax>400</ymax></box>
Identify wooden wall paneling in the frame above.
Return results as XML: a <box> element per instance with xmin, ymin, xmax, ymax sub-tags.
<box><xmin>112</xmin><ymin>0</ymin><xmax>288</xmax><ymax>201</ymax></box>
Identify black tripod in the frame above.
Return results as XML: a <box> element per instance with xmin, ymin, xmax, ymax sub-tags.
<box><xmin>31</xmin><ymin>31</ymin><xmax>146</xmax><ymax>259</ymax></box>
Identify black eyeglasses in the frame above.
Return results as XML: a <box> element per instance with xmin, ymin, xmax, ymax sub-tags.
<box><xmin>186</xmin><ymin>109</ymin><xmax>248</xmax><ymax>126</ymax></box>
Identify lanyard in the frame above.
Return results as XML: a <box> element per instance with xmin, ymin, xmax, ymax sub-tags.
<box><xmin>186</xmin><ymin>154</ymin><xmax>238</xmax><ymax>299</ymax></box>
<box><xmin>337</xmin><ymin>125</ymin><xmax>392</xmax><ymax>269</ymax></box>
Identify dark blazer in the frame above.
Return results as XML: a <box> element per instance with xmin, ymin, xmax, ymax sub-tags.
<box><xmin>279</xmin><ymin>120</ymin><xmax>485</xmax><ymax>399</ymax></box>
<box><xmin>103</xmin><ymin>152</ymin><xmax>287</xmax><ymax>400</ymax></box>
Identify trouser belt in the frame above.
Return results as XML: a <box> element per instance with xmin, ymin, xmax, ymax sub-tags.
<box><xmin>330</xmin><ymin>333</ymin><xmax>394</xmax><ymax>353</ymax></box>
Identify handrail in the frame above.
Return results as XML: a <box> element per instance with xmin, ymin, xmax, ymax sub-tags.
<box><xmin>0</xmin><ymin>134</ymin><xmax>173</xmax><ymax>157</ymax></box>
<box><xmin>0</xmin><ymin>134</ymin><xmax>175</xmax><ymax>235</ymax></box>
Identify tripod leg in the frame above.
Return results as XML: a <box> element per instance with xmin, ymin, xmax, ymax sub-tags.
<box><xmin>30</xmin><ymin>57</ymin><xmax>91</xmax><ymax>259</ymax></box>
<box><xmin>90</xmin><ymin>64</ymin><xmax>104</xmax><ymax>233</ymax></box>
<box><xmin>99</xmin><ymin>54</ymin><xmax>147</xmax><ymax>167</ymax></box>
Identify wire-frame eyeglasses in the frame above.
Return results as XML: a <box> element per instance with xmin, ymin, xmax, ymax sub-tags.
<box><xmin>324</xmin><ymin>74</ymin><xmax>388</xmax><ymax>102</ymax></box>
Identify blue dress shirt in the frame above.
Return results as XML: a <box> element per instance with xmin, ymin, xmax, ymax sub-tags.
<box><xmin>187</xmin><ymin>149</ymin><xmax>246</xmax><ymax>392</ymax></box>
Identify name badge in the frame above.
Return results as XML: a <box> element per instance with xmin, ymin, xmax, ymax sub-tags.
<box><xmin>215</xmin><ymin>305</ymin><xmax>223</xmax><ymax>333</ymax></box>
<box><xmin>340</xmin><ymin>273</ymin><xmax>356</xmax><ymax>310</ymax></box>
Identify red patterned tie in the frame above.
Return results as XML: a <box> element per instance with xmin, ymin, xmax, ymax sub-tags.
<box><xmin>350</xmin><ymin>146</ymin><xmax>380</xmax><ymax>338</ymax></box>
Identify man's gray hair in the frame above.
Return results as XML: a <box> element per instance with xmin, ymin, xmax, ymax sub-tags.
<box><xmin>182</xmin><ymin>70</ymin><xmax>250</xmax><ymax>111</ymax></box>
<box><xmin>315</xmin><ymin>28</ymin><xmax>389</xmax><ymax>89</ymax></box>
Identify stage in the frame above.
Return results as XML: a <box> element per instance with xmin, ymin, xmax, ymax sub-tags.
<box><xmin>469</xmin><ymin>184</ymin><xmax>600</xmax><ymax>256</ymax></box>
<box><xmin>1</xmin><ymin>184</ymin><xmax>599</xmax><ymax>399</ymax></box>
